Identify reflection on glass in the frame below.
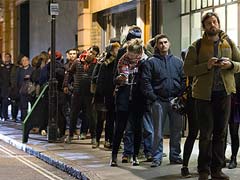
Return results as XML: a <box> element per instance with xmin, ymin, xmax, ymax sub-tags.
<box><xmin>227</xmin><ymin>4</ymin><xmax>238</xmax><ymax>45</ymax></box>
<box><xmin>181</xmin><ymin>15</ymin><xmax>190</xmax><ymax>49</ymax></box>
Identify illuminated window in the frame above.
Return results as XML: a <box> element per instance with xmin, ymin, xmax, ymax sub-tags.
<box><xmin>227</xmin><ymin>4</ymin><xmax>238</xmax><ymax>44</ymax></box>
<box><xmin>215</xmin><ymin>7</ymin><xmax>226</xmax><ymax>32</ymax></box>
<box><xmin>214</xmin><ymin>0</ymin><xmax>219</xmax><ymax>5</ymax></box>
<box><xmin>181</xmin><ymin>15</ymin><xmax>190</xmax><ymax>49</ymax></box>
<box><xmin>191</xmin><ymin>13</ymin><xmax>201</xmax><ymax>42</ymax></box>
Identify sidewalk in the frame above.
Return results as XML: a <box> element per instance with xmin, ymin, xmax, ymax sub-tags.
<box><xmin>0</xmin><ymin>120</ymin><xmax>239</xmax><ymax>180</ymax></box>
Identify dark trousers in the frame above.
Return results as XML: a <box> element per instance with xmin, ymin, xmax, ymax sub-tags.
<box><xmin>1</xmin><ymin>96</ymin><xmax>10</xmax><ymax>119</ymax></box>
<box><xmin>182</xmin><ymin>97</ymin><xmax>199</xmax><ymax>167</ymax></box>
<box><xmin>69</xmin><ymin>92</ymin><xmax>96</xmax><ymax>138</ymax></box>
<box><xmin>112</xmin><ymin>110</ymin><xmax>143</xmax><ymax>157</ymax></box>
<box><xmin>229</xmin><ymin>122</ymin><xmax>239</xmax><ymax>158</ymax></box>
<box><xmin>195</xmin><ymin>95</ymin><xmax>231</xmax><ymax>173</ymax></box>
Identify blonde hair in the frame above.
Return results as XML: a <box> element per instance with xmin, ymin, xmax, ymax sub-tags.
<box><xmin>127</xmin><ymin>38</ymin><xmax>143</xmax><ymax>54</ymax></box>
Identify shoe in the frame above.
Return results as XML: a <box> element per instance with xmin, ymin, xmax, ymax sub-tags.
<box><xmin>211</xmin><ymin>170</ymin><xmax>229</xmax><ymax>180</ymax></box>
<box><xmin>170</xmin><ymin>158</ymin><xmax>183</xmax><ymax>164</ymax></box>
<box><xmin>65</xmin><ymin>129</ymin><xmax>69</xmax><ymax>136</ymax></box>
<box><xmin>151</xmin><ymin>161</ymin><xmax>161</xmax><ymax>167</ymax></box>
<box><xmin>225</xmin><ymin>157</ymin><xmax>231</xmax><ymax>163</ymax></box>
<box><xmin>80</xmin><ymin>133</ymin><xmax>86</xmax><ymax>140</ymax></box>
<box><xmin>91</xmin><ymin>138</ymin><xmax>97</xmax><ymax>148</ymax></box>
<box><xmin>198</xmin><ymin>172</ymin><xmax>209</xmax><ymax>180</ymax></box>
<box><xmin>41</xmin><ymin>130</ymin><xmax>47</xmax><ymax>136</ymax></box>
<box><xmin>132</xmin><ymin>156</ymin><xmax>140</xmax><ymax>166</ymax></box>
<box><xmin>228</xmin><ymin>157</ymin><xmax>237</xmax><ymax>169</ymax></box>
<box><xmin>181</xmin><ymin>167</ymin><xmax>191</xmax><ymax>178</ymax></box>
<box><xmin>64</xmin><ymin>135</ymin><xmax>73</xmax><ymax>143</ymax></box>
<box><xmin>110</xmin><ymin>154</ymin><xmax>118</xmax><ymax>167</ymax></box>
<box><xmin>92</xmin><ymin>141</ymin><xmax>100</xmax><ymax>149</ymax></box>
<box><xmin>122</xmin><ymin>155</ymin><xmax>130</xmax><ymax>163</ymax></box>
<box><xmin>104</xmin><ymin>141</ymin><xmax>112</xmax><ymax>149</ymax></box>
<box><xmin>146</xmin><ymin>154</ymin><xmax>153</xmax><ymax>162</ymax></box>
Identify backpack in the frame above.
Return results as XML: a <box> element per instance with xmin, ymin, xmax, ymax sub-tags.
<box><xmin>195</xmin><ymin>37</ymin><xmax>233</xmax><ymax>64</ymax></box>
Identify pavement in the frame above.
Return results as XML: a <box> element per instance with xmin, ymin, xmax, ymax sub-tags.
<box><xmin>0</xmin><ymin>120</ymin><xmax>239</xmax><ymax>180</ymax></box>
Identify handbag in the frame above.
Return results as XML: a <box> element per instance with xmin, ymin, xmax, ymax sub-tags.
<box><xmin>170</xmin><ymin>96</ymin><xmax>186</xmax><ymax>115</ymax></box>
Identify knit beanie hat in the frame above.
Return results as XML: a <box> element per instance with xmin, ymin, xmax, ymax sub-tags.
<box><xmin>126</xmin><ymin>26</ymin><xmax>142</xmax><ymax>41</ymax></box>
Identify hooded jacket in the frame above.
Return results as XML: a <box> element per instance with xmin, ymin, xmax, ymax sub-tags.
<box><xmin>184</xmin><ymin>31</ymin><xmax>240</xmax><ymax>100</ymax></box>
<box><xmin>141</xmin><ymin>53</ymin><xmax>185</xmax><ymax>103</ymax></box>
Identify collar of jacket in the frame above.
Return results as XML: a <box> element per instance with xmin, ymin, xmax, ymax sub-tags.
<box><xmin>153</xmin><ymin>53</ymin><xmax>173</xmax><ymax>60</ymax></box>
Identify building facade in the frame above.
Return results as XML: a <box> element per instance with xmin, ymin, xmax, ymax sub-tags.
<box><xmin>0</xmin><ymin>0</ymin><xmax>239</xmax><ymax>61</ymax></box>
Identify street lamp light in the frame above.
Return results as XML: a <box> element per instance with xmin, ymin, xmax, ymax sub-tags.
<box><xmin>48</xmin><ymin>0</ymin><xmax>59</xmax><ymax>142</ymax></box>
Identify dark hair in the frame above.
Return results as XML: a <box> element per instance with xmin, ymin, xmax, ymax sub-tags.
<box><xmin>201</xmin><ymin>12</ymin><xmax>220</xmax><ymax>28</ymax></box>
<box><xmin>91</xmin><ymin>45</ymin><xmax>100</xmax><ymax>56</ymax></box>
<box><xmin>154</xmin><ymin>34</ymin><xmax>170</xmax><ymax>46</ymax></box>
<box><xmin>5</xmin><ymin>52</ymin><xmax>12</xmax><ymax>58</ymax></box>
<box><xmin>154</xmin><ymin>34</ymin><xmax>171</xmax><ymax>54</ymax></box>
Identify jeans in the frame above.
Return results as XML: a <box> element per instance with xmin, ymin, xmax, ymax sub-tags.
<box><xmin>151</xmin><ymin>99</ymin><xmax>183</xmax><ymax>162</ymax></box>
<box><xmin>123</xmin><ymin>117</ymin><xmax>134</xmax><ymax>157</ymax></box>
<box><xmin>143</xmin><ymin>111</ymin><xmax>153</xmax><ymax>156</ymax></box>
<box><xmin>195</xmin><ymin>95</ymin><xmax>231</xmax><ymax>173</ymax></box>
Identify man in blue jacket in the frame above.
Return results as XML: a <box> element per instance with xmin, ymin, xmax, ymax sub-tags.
<box><xmin>141</xmin><ymin>34</ymin><xmax>186</xmax><ymax>167</ymax></box>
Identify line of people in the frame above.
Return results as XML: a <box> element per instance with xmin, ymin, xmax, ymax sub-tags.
<box><xmin>1</xmin><ymin>12</ymin><xmax>240</xmax><ymax>180</ymax></box>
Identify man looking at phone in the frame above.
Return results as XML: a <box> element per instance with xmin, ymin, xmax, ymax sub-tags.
<box><xmin>184</xmin><ymin>12</ymin><xmax>240</xmax><ymax>180</ymax></box>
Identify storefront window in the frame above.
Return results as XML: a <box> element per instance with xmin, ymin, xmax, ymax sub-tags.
<box><xmin>215</xmin><ymin>6</ymin><xmax>226</xmax><ymax>32</ymax></box>
<box><xmin>181</xmin><ymin>0</ymin><xmax>185</xmax><ymax>13</ymax></box>
<box><xmin>191</xmin><ymin>12</ymin><xmax>201</xmax><ymax>42</ymax></box>
<box><xmin>214</xmin><ymin>0</ymin><xmax>219</xmax><ymax>5</ymax></box>
<box><xmin>202</xmin><ymin>0</ymin><xmax>208</xmax><ymax>8</ymax></box>
<box><xmin>227</xmin><ymin>4</ymin><xmax>238</xmax><ymax>44</ymax></box>
<box><xmin>220</xmin><ymin>0</ymin><xmax>226</xmax><ymax>4</ymax></box>
<box><xmin>208</xmin><ymin>0</ymin><xmax>213</xmax><ymax>6</ymax></box>
<box><xmin>181</xmin><ymin>15</ymin><xmax>190</xmax><ymax>49</ymax></box>
<box><xmin>181</xmin><ymin>0</ymin><xmax>239</xmax><ymax>50</ymax></box>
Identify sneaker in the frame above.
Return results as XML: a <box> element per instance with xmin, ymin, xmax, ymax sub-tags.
<box><xmin>151</xmin><ymin>161</ymin><xmax>161</xmax><ymax>167</ymax></box>
<box><xmin>170</xmin><ymin>158</ymin><xmax>183</xmax><ymax>164</ymax></box>
<box><xmin>122</xmin><ymin>155</ymin><xmax>130</xmax><ymax>163</ymax></box>
<box><xmin>104</xmin><ymin>141</ymin><xmax>111</xmax><ymax>148</ymax></box>
<box><xmin>64</xmin><ymin>135</ymin><xmax>73</xmax><ymax>143</ymax></box>
<box><xmin>65</xmin><ymin>129</ymin><xmax>69</xmax><ymax>136</ymax></box>
<box><xmin>92</xmin><ymin>141</ymin><xmax>100</xmax><ymax>149</ymax></box>
<box><xmin>181</xmin><ymin>167</ymin><xmax>191</xmax><ymax>178</ymax></box>
<box><xmin>80</xmin><ymin>133</ymin><xmax>86</xmax><ymax>140</ymax></box>
<box><xmin>41</xmin><ymin>130</ymin><xmax>47</xmax><ymax>136</ymax></box>
<box><xmin>110</xmin><ymin>154</ymin><xmax>118</xmax><ymax>167</ymax></box>
<box><xmin>145</xmin><ymin>154</ymin><xmax>153</xmax><ymax>162</ymax></box>
<box><xmin>132</xmin><ymin>157</ymin><xmax>140</xmax><ymax>166</ymax></box>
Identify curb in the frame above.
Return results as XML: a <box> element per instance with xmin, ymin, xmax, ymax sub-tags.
<box><xmin>0</xmin><ymin>133</ymin><xmax>88</xmax><ymax>180</ymax></box>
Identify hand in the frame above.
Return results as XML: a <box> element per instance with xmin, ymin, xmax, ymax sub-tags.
<box><xmin>214</xmin><ymin>57</ymin><xmax>232</xmax><ymax>69</ymax></box>
<box><xmin>207</xmin><ymin>57</ymin><xmax>218</xmax><ymax>70</ymax></box>
<box><xmin>115</xmin><ymin>74</ymin><xmax>127</xmax><ymax>85</ymax></box>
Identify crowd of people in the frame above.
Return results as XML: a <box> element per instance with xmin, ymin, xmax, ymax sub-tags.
<box><xmin>1</xmin><ymin>12</ymin><xmax>240</xmax><ymax>180</ymax></box>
